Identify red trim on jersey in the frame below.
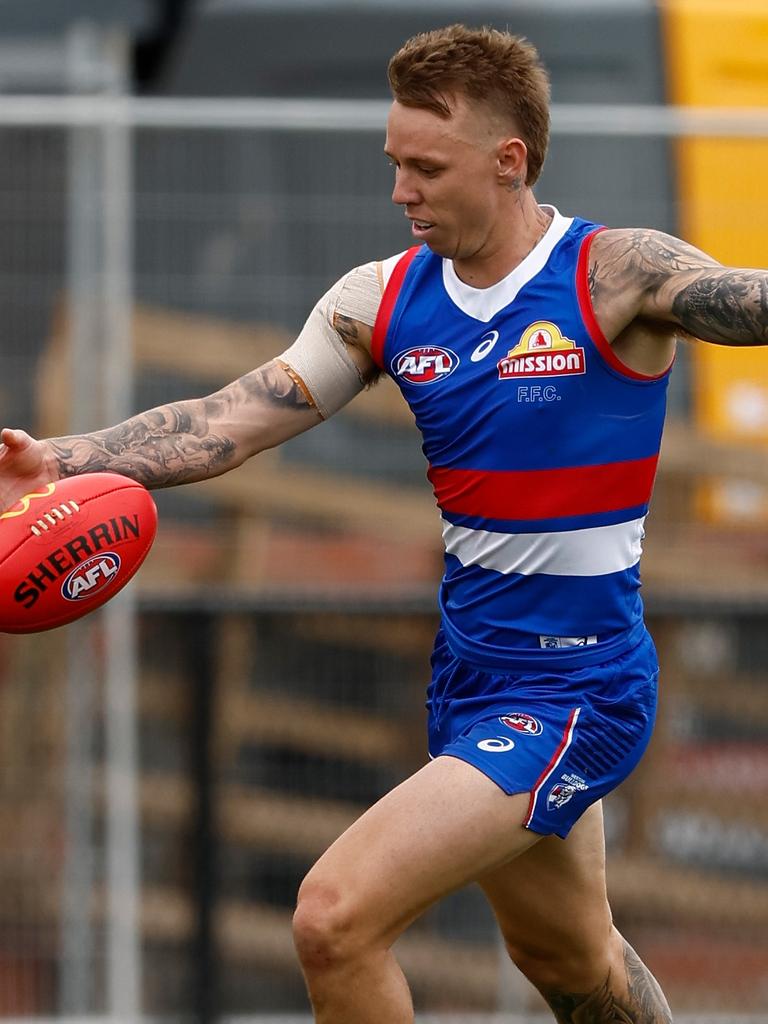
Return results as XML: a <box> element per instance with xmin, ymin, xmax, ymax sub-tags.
<box><xmin>427</xmin><ymin>455</ymin><xmax>659</xmax><ymax>520</ymax></box>
<box><xmin>371</xmin><ymin>247</ymin><xmax>420</xmax><ymax>369</ymax></box>
<box><xmin>525</xmin><ymin>706</ymin><xmax>581</xmax><ymax>829</ymax></box>
<box><xmin>576</xmin><ymin>228</ymin><xmax>673</xmax><ymax>382</ymax></box>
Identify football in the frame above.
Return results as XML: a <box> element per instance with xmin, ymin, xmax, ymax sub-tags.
<box><xmin>0</xmin><ymin>472</ymin><xmax>157</xmax><ymax>633</ymax></box>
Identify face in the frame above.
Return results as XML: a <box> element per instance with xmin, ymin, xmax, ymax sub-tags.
<box><xmin>384</xmin><ymin>94</ymin><xmax>523</xmax><ymax>263</ymax></box>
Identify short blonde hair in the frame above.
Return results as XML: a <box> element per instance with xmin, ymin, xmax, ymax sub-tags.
<box><xmin>388</xmin><ymin>24</ymin><xmax>551</xmax><ymax>186</ymax></box>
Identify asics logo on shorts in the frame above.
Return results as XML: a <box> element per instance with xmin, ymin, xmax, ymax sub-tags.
<box><xmin>477</xmin><ymin>736</ymin><xmax>515</xmax><ymax>753</ymax></box>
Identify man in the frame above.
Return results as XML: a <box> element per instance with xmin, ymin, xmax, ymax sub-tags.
<box><xmin>0</xmin><ymin>23</ymin><xmax>765</xmax><ymax>1024</ymax></box>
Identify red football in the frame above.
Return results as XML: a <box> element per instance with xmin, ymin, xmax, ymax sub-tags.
<box><xmin>0</xmin><ymin>472</ymin><xmax>157</xmax><ymax>633</ymax></box>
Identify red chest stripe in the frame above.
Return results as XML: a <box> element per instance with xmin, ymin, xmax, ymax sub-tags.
<box><xmin>371</xmin><ymin>247</ymin><xmax>420</xmax><ymax>369</ymax></box>
<box><xmin>427</xmin><ymin>455</ymin><xmax>659</xmax><ymax>520</ymax></box>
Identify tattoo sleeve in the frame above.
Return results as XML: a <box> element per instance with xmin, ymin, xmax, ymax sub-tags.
<box><xmin>47</xmin><ymin>360</ymin><xmax>316</xmax><ymax>488</ymax></box>
<box><xmin>542</xmin><ymin>941</ymin><xmax>672</xmax><ymax>1024</ymax></box>
<box><xmin>670</xmin><ymin>269</ymin><xmax>768</xmax><ymax>345</ymax></box>
<box><xmin>590</xmin><ymin>228</ymin><xmax>768</xmax><ymax>346</ymax></box>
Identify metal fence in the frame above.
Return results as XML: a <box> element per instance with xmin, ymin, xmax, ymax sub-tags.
<box><xmin>0</xmin><ymin>97</ymin><xmax>766</xmax><ymax>1023</ymax></box>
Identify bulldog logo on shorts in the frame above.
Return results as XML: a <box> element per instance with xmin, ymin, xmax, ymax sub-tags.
<box><xmin>547</xmin><ymin>783</ymin><xmax>576</xmax><ymax>811</ymax></box>
<box><xmin>547</xmin><ymin>773</ymin><xmax>589</xmax><ymax>811</ymax></box>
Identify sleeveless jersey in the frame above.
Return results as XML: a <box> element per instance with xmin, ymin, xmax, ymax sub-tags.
<box><xmin>371</xmin><ymin>208</ymin><xmax>671</xmax><ymax>671</ymax></box>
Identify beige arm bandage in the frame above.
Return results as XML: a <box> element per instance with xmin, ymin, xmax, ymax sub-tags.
<box><xmin>278</xmin><ymin>261</ymin><xmax>382</xmax><ymax>419</ymax></box>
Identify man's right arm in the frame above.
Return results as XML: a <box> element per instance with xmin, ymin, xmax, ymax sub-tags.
<box><xmin>0</xmin><ymin>260</ymin><xmax>385</xmax><ymax>510</ymax></box>
<box><xmin>0</xmin><ymin>358</ymin><xmax>322</xmax><ymax>505</ymax></box>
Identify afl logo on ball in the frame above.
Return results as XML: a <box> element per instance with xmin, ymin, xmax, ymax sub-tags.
<box><xmin>392</xmin><ymin>346</ymin><xmax>458</xmax><ymax>385</ymax></box>
<box><xmin>500</xmin><ymin>712</ymin><xmax>543</xmax><ymax>735</ymax></box>
<box><xmin>62</xmin><ymin>552</ymin><xmax>121</xmax><ymax>601</ymax></box>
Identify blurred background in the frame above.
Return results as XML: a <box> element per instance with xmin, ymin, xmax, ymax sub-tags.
<box><xmin>0</xmin><ymin>0</ymin><xmax>767</xmax><ymax>1021</ymax></box>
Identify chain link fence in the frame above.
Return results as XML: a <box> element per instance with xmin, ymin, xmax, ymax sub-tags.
<box><xmin>0</xmin><ymin>100</ymin><xmax>766</xmax><ymax>1022</ymax></box>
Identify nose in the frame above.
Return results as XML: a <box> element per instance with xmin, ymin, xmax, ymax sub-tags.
<box><xmin>391</xmin><ymin>167</ymin><xmax>420</xmax><ymax>207</ymax></box>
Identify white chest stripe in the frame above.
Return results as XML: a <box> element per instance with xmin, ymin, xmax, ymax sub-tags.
<box><xmin>441</xmin><ymin>206</ymin><xmax>573</xmax><ymax>323</ymax></box>
<box><xmin>441</xmin><ymin>516</ymin><xmax>646</xmax><ymax>577</ymax></box>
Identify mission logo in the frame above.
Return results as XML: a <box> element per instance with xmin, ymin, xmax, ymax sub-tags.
<box><xmin>392</xmin><ymin>346</ymin><xmax>459</xmax><ymax>385</ymax></box>
<box><xmin>498</xmin><ymin>321</ymin><xmax>585</xmax><ymax>379</ymax></box>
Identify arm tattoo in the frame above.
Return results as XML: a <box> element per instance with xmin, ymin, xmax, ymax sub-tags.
<box><xmin>334</xmin><ymin>314</ymin><xmax>360</xmax><ymax>348</ymax></box>
<box><xmin>671</xmin><ymin>270</ymin><xmax>768</xmax><ymax>345</ymax></box>
<box><xmin>48</xmin><ymin>360</ymin><xmax>312</xmax><ymax>488</ymax></box>
<box><xmin>589</xmin><ymin>228</ymin><xmax>714</xmax><ymax>307</ymax></box>
<box><xmin>334</xmin><ymin>314</ymin><xmax>381</xmax><ymax>385</ymax></box>
<box><xmin>587</xmin><ymin>261</ymin><xmax>598</xmax><ymax>301</ymax></box>
<box><xmin>245</xmin><ymin>361</ymin><xmax>314</xmax><ymax>410</ymax></box>
<box><xmin>592</xmin><ymin>228</ymin><xmax>768</xmax><ymax>345</ymax></box>
<box><xmin>542</xmin><ymin>941</ymin><xmax>672</xmax><ymax>1024</ymax></box>
<box><xmin>48</xmin><ymin>402</ymin><xmax>236</xmax><ymax>488</ymax></box>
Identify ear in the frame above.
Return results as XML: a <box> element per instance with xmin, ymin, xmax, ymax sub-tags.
<box><xmin>496</xmin><ymin>137</ymin><xmax>529</xmax><ymax>188</ymax></box>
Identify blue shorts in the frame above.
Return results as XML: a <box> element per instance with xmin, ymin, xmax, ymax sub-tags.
<box><xmin>426</xmin><ymin>627</ymin><xmax>658</xmax><ymax>838</ymax></box>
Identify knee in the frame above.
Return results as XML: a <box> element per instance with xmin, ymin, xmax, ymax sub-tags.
<box><xmin>504</xmin><ymin>929</ymin><xmax>613</xmax><ymax>993</ymax></box>
<box><xmin>292</xmin><ymin>878</ymin><xmax>362</xmax><ymax>974</ymax></box>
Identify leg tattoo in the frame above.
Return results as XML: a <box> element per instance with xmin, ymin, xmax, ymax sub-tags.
<box><xmin>543</xmin><ymin>941</ymin><xmax>672</xmax><ymax>1023</ymax></box>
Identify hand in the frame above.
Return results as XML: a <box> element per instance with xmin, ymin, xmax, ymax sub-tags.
<box><xmin>0</xmin><ymin>429</ymin><xmax>59</xmax><ymax>513</ymax></box>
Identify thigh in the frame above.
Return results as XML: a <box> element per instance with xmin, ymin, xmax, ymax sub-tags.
<box><xmin>298</xmin><ymin>754</ymin><xmax>542</xmax><ymax>946</ymax></box>
<box><xmin>478</xmin><ymin>799</ymin><xmax>612</xmax><ymax>960</ymax></box>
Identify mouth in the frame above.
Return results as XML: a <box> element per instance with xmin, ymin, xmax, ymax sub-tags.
<box><xmin>408</xmin><ymin>218</ymin><xmax>435</xmax><ymax>237</ymax></box>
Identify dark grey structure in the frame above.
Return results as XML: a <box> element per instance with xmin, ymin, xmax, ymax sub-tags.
<box><xmin>164</xmin><ymin>0</ymin><xmax>674</xmax><ymax>232</ymax></box>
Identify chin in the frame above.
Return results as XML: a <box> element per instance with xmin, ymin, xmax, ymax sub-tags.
<box><xmin>424</xmin><ymin>236</ymin><xmax>459</xmax><ymax>260</ymax></box>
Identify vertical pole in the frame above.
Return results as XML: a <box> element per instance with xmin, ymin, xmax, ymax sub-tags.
<box><xmin>100</xmin><ymin>26</ymin><xmax>142</xmax><ymax>1024</ymax></box>
<box><xmin>189</xmin><ymin>613</ymin><xmax>216</xmax><ymax>1024</ymax></box>
<box><xmin>59</xmin><ymin>20</ymin><xmax>102</xmax><ymax>1017</ymax></box>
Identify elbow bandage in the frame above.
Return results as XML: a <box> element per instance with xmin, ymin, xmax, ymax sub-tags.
<box><xmin>278</xmin><ymin>262</ymin><xmax>381</xmax><ymax>419</ymax></box>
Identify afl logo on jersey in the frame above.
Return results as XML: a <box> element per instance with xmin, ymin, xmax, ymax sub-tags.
<box><xmin>498</xmin><ymin>321</ymin><xmax>585</xmax><ymax>379</ymax></box>
<box><xmin>392</xmin><ymin>346</ymin><xmax>459</xmax><ymax>385</ymax></box>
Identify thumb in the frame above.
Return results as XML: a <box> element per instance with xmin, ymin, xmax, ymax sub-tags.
<box><xmin>0</xmin><ymin>428</ymin><xmax>32</xmax><ymax>450</ymax></box>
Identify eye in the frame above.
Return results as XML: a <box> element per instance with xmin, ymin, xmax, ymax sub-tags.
<box><xmin>417</xmin><ymin>166</ymin><xmax>441</xmax><ymax>178</ymax></box>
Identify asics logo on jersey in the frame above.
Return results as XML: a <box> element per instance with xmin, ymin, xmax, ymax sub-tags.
<box><xmin>392</xmin><ymin>346</ymin><xmax>459</xmax><ymax>385</ymax></box>
<box><xmin>498</xmin><ymin>321</ymin><xmax>586</xmax><ymax>379</ymax></box>
<box><xmin>470</xmin><ymin>330</ymin><xmax>499</xmax><ymax>362</ymax></box>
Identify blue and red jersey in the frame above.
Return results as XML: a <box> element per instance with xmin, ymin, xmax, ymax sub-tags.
<box><xmin>371</xmin><ymin>208</ymin><xmax>671</xmax><ymax>670</ymax></box>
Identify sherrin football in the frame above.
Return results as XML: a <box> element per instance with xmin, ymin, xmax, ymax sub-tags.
<box><xmin>0</xmin><ymin>472</ymin><xmax>157</xmax><ymax>633</ymax></box>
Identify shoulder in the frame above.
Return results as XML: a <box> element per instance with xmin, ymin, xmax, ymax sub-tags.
<box><xmin>584</xmin><ymin>228</ymin><xmax>722</xmax><ymax>341</ymax></box>
<box><xmin>326</xmin><ymin>258</ymin><xmax>387</xmax><ymax>332</ymax></box>
<box><xmin>589</xmin><ymin>227</ymin><xmax>721</xmax><ymax>287</ymax></box>
<box><xmin>327</xmin><ymin>251</ymin><xmax>413</xmax><ymax>321</ymax></box>
<box><xmin>377</xmin><ymin>249</ymin><xmax>415</xmax><ymax>291</ymax></box>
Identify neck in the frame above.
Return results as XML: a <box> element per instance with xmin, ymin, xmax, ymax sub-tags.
<box><xmin>453</xmin><ymin>194</ymin><xmax>552</xmax><ymax>288</ymax></box>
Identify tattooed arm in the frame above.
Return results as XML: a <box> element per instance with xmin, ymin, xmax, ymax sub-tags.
<box><xmin>0</xmin><ymin>259</ymin><xmax>383</xmax><ymax>510</ymax></box>
<box><xmin>588</xmin><ymin>227</ymin><xmax>768</xmax><ymax>352</ymax></box>
<box><xmin>0</xmin><ymin>359</ymin><xmax>325</xmax><ymax>509</ymax></box>
<box><xmin>0</xmin><ymin>252</ymin><xmax>384</xmax><ymax>510</ymax></box>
